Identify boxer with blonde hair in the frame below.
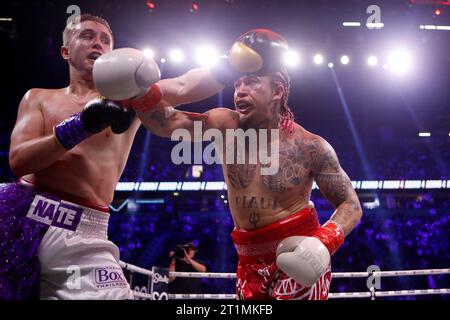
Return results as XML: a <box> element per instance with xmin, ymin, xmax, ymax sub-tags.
<box><xmin>0</xmin><ymin>14</ymin><xmax>254</xmax><ymax>300</ymax></box>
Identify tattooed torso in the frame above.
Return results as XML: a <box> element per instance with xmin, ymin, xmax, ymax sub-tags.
<box><xmin>221</xmin><ymin>123</ymin><xmax>320</xmax><ymax>230</ymax></box>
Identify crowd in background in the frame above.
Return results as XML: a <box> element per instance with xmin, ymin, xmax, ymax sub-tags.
<box><xmin>0</xmin><ymin>130</ymin><xmax>448</xmax><ymax>299</ymax></box>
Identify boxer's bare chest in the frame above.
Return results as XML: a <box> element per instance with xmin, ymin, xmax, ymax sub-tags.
<box><xmin>222</xmin><ymin>129</ymin><xmax>318</xmax><ymax>229</ymax></box>
<box><xmin>28</xmin><ymin>89</ymin><xmax>138</xmax><ymax>204</ymax></box>
<box><xmin>40</xmin><ymin>90</ymin><xmax>104</xmax><ymax>134</ymax></box>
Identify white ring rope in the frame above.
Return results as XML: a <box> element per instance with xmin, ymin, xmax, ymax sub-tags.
<box><xmin>120</xmin><ymin>260</ymin><xmax>449</xmax><ymax>279</ymax></box>
<box><xmin>133</xmin><ymin>289</ymin><xmax>450</xmax><ymax>300</ymax></box>
<box><xmin>371</xmin><ymin>288</ymin><xmax>450</xmax><ymax>297</ymax></box>
<box><xmin>329</xmin><ymin>288</ymin><xmax>450</xmax><ymax>299</ymax></box>
<box><xmin>332</xmin><ymin>268</ymin><xmax>450</xmax><ymax>278</ymax></box>
<box><xmin>119</xmin><ymin>260</ymin><xmax>154</xmax><ymax>277</ymax></box>
<box><xmin>120</xmin><ymin>261</ymin><xmax>450</xmax><ymax>300</ymax></box>
<box><xmin>169</xmin><ymin>268</ymin><xmax>450</xmax><ymax>279</ymax></box>
<box><xmin>170</xmin><ymin>271</ymin><xmax>236</xmax><ymax>279</ymax></box>
<box><xmin>133</xmin><ymin>291</ymin><xmax>154</xmax><ymax>299</ymax></box>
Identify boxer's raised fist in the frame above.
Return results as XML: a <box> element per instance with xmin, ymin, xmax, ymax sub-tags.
<box><xmin>80</xmin><ymin>97</ymin><xmax>135</xmax><ymax>134</ymax></box>
<box><xmin>211</xmin><ymin>28</ymin><xmax>289</xmax><ymax>86</ymax></box>
<box><xmin>54</xmin><ymin>97</ymin><xmax>135</xmax><ymax>150</ymax></box>
<box><xmin>230</xmin><ymin>28</ymin><xmax>289</xmax><ymax>74</ymax></box>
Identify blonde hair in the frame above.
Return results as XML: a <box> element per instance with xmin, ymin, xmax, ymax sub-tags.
<box><xmin>63</xmin><ymin>14</ymin><xmax>113</xmax><ymax>46</ymax></box>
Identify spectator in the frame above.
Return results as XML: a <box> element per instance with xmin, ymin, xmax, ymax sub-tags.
<box><xmin>168</xmin><ymin>242</ymin><xmax>206</xmax><ymax>294</ymax></box>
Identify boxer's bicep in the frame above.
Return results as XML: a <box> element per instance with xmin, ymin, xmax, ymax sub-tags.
<box><xmin>312</xmin><ymin>138</ymin><xmax>362</xmax><ymax>235</ymax></box>
<box><xmin>204</xmin><ymin>108</ymin><xmax>239</xmax><ymax>131</ymax></box>
<box><xmin>312</xmin><ymin>138</ymin><xmax>355</xmax><ymax>208</ymax></box>
<box><xmin>165</xmin><ymin>107</ymin><xmax>238</xmax><ymax>141</ymax></box>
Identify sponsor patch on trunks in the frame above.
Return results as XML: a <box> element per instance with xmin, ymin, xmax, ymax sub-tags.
<box><xmin>94</xmin><ymin>266</ymin><xmax>129</xmax><ymax>289</ymax></box>
<box><xmin>26</xmin><ymin>195</ymin><xmax>82</xmax><ymax>231</ymax></box>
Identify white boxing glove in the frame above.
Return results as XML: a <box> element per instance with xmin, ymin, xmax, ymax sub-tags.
<box><xmin>93</xmin><ymin>48</ymin><xmax>161</xmax><ymax>101</ymax></box>
<box><xmin>276</xmin><ymin>236</ymin><xmax>330</xmax><ymax>287</ymax></box>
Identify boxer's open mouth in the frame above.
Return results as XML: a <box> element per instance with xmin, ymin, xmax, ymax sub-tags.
<box><xmin>88</xmin><ymin>52</ymin><xmax>102</xmax><ymax>61</ymax></box>
<box><xmin>236</xmin><ymin>101</ymin><xmax>252</xmax><ymax>114</ymax></box>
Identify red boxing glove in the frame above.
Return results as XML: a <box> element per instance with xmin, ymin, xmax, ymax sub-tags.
<box><xmin>311</xmin><ymin>220</ymin><xmax>344</xmax><ymax>256</ymax></box>
<box><xmin>122</xmin><ymin>83</ymin><xmax>163</xmax><ymax>113</ymax></box>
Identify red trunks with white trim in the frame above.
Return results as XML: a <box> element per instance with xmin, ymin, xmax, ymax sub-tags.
<box><xmin>231</xmin><ymin>207</ymin><xmax>332</xmax><ymax>300</ymax></box>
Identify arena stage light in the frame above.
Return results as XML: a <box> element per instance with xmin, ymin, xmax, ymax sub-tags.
<box><xmin>283</xmin><ymin>50</ymin><xmax>300</xmax><ymax>67</ymax></box>
<box><xmin>146</xmin><ymin>1</ymin><xmax>155</xmax><ymax>11</ymax></box>
<box><xmin>190</xmin><ymin>2</ymin><xmax>199</xmax><ymax>13</ymax></box>
<box><xmin>142</xmin><ymin>48</ymin><xmax>155</xmax><ymax>59</ymax></box>
<box><xmin>368</xmin><ymin>55</ymin><xmax>378</xmax><ymax>66</ymax></box>
<box><xmin>313</xmin><ymin>54</ymin><xmax>324</xmax><ymax>65</ymax></box>
<box><xmin>195</xmin><ymin>46</ymin><xmax>219</xmax><ymax>67</ymax></box>
<box><xmin>169</xmin><ymin>49</ymin><xmax>184</xmax><ymax>63</ymax></box>
<box><xmin>340</xmin><ymin>55</ymin><xmax>350</xmax><ymax>65</ymax></box>
<box><xmin>387</xmin><ymin>49</ymin><xmax>412</xmax><ymax>75</ymax></box>
<box><xmin>328</xmin><ymin>62</ymin><xmax>334</xmax><ymax>68</ymax></box>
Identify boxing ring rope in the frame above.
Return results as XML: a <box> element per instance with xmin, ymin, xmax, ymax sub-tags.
<box><xmin>120</xmin><ymin>261</ymin><xmax>449</xmax><ymax>300</ymax></box>
<box><xmin>167</xmin><ymin>288</ymin><xmax>450</xmax><ymax>300</ymax></box>
<box><xmin>169</xmin><ymin>268</ymin><xmax>450</xmax><ymax>279</ymax></box>
<box><xmin>128</xmin><ymin>289</ymin><xmax>450</xmax><ymax>300</ymax></box>
<box><xmin>119</xmin><ymin>261</ymin><xmax>154</xmax><ymax>277</ymax></box>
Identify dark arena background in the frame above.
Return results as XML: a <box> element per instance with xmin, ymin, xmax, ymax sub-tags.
<box><xmin>0</xmin><ymin>0</ymin><xmax>449</xmax><ymax>301</ymax></box>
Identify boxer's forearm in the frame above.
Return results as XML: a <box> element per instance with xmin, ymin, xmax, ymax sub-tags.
<box><xmin>9</xmin><ymin>135</ymin><xmax>67</xmax><ymax>177</ymax></box>
<box><xmin>315</xmin><ymin>170</ymin><xmax>363</xmax><ymax>237</ymax></box>
<box><xmin>138</xmin><ymin>106</ymin><xmax>194</xmax><ymax>139</ymax></box>
<box><xmin>329</xmin><ymin>197</ymin><xmax>362</xmax><ymax>237</ymax></box>
<box><xmin>158</xmin><ymin>68</ymin><xmax>224</xmax><ymax>107</ymax></box>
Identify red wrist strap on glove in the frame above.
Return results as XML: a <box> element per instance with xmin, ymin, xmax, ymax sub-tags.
<box><xmin>129</xmin><ymin>83</ymin><xmax>163</xmax><ymax>113</ymax></box>
<box><xmin>312</xmin><ymin>220</ymin><xmax>344</xmax><ymax>256</ymax></box>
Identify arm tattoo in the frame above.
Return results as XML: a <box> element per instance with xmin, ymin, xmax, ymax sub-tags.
<box><xmin>331</xmin><ymin>198</ymin><xmax>362</xmax><ymax>236</ymax></box>
<box><xmin>229</xmin><ymin>110</ymin><xmax>239</xmax><ymax>122</ymax></box>
<box><xmin>314</xmin><ymin>149</ymin><xmax>341</xmax><ymax>173</ymax></box>
<box><xmin>315</xmin><ymin>172</ymin><xmax>351</xmax><ymax>208</ymax></box>
<box><xmin>312</xmin><ymin>139</ymin><xmax>352</xmax><ymax>208</ymax></box>
<box><xmin>311</xmin><ymin>138</ymin><xmax>362</xmax><ymax>232</ymax></box>
<box><xmin>149</xmin><ymin>109</ymin><xmax>168</xmax><ymax>127</ymax></box>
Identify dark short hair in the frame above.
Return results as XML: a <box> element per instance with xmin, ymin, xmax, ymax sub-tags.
<box><xmin>63</xmin><ymin>14</ymin><xmax>113</xmax><ymax>46</ymax></box>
